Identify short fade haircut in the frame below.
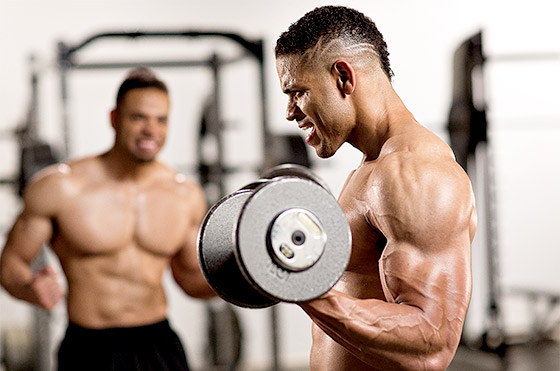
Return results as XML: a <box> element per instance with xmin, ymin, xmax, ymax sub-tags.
<box><xmin>115</xmin><ymin>67</ymin><xmax>168</xmax><ymax>106</ymax></box>
<box><xmin>275</xmin><ymin>6</ymin><xmax>393</xmax><ymax>79</ymax></box>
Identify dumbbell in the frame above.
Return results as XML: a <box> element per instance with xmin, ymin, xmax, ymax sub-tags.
<box><xmin>197</xmin><ymin>164</ymin><xmax>352</xmax><ymax>308</ymax></box>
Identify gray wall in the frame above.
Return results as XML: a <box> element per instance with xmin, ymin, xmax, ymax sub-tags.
<box><xmin>1</xmin><ymin>0</ymin><xmax>559</xmax><ymax>369</ymax></box>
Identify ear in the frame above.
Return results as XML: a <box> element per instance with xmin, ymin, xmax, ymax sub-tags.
<box><xmin>332</xmin><ymin>60</ymin><xmax>356</xmax><ymax>96</ymax></box>
<box><xmin>110</xmin><ymin>109</ymin><xmax>117</xmax><ymax>129</ymax></box>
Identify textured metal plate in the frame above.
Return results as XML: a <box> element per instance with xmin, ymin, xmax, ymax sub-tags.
<box><xmin>235</xmin><ymin>178</ymin><xmax>351</xmax><ymax>302</ymax></box>
<box><xmin>268</xmin><ymin>208</ymin><xmax>327</xmax><ymax>271</ymax></box>
<box><xmin>260</xmin><ymin>163</ymin><xmax>331</xmax><ymax>193</ymax></box>
<box><xmin>198</xmin><ymin>189</ymin><xmax>278</xmax><ymax>308</ymax></box>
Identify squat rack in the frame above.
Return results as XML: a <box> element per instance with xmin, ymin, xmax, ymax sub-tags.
<box><xmin>448</xmin><ymin>31</ymin><xmax>560</xmax><ymax>358</ymax></box>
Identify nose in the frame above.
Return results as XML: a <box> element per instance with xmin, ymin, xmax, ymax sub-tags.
<box><xmin>141</xmin><ymin>119</ymin><xmax>159</xmax><ymax>137</ymax></box>
<box><xmin>285</xmin><ymin>100</ymin><xmax>305</xmax><ymax>122</ymax></box>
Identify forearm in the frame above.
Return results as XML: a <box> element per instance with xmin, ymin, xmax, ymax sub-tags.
<box><xmin>0</xmin><ymin>254</ymin><xmax>38</xmax><ymax>305</ymax></box>
<box><xmin>170</xmin><ymin>261</ymin><xmax>216</xmax><ymax>299</ymax></box>
<box><xmin>299</xmin><ymin>290</ymin><xmax>456</xmax><ymax>371</ymax></box>
<box><xmin>174</xmin><ymin>273</ymin><xmax>216</xmax><ymax>299</ymax></box>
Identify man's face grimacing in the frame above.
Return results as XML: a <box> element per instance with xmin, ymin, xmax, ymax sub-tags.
<box><xmin>276</xmin><ymin>54</ymin><xmax>353</xmax><ymax>159</ymax></box>
<box><xmin>112</xmin><ymin>87</ymin><xmax>169</xmax><ymax>163</ymax></box>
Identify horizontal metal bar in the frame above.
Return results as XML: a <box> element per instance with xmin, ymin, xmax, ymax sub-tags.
<box><xmin>71</xmin><ymin>59</ymin><xmax>214</xmax><ymax>70</ymax></box>
<box><xmin>0</xmin><ymin>178</ymin><xmax>17</xmax><ymax>186</ymax></box>
<box><xmin>486</xmin><ymin>52</ymin><xmax>560</xmax><ymax>63</ymax></box>
<box><xmin>61</xmin><ymin>30</ymin><xmax>263</xmax><ymax>62</ymax></box>
<box><xmin>64</xmin><ymin>52</ymin><xmax>249</xmax><ymax>70</ymax></box>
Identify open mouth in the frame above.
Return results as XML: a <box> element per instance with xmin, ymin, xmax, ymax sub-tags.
<box><xmin>298</xmin><ymin>121</ymin><xmax>316</xmax><ymax>144</ymax></box>
<box><xmin>137</xmin><ymin>139</ymin><xmax>158</xmax><ymax>152</ymax></box>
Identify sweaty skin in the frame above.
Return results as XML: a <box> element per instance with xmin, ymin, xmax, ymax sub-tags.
<box><xmin>277</xmin><ymin>55</ymin><xmax>476</xmax><ymax>371</ymax></box>
<box><xmin>0</xmin><ymin>87</ymin><xmax>215</xmax><ymax>328</ymax></box>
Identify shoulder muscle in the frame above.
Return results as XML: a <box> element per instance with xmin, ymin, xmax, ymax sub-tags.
<box><xmin>22</xmin><ymin>163</ymin><xmax>75</xmax><ymax>217</ymax></box>
<box><xmin>369</xmin><ymin>152</ymin><xmax>475</xmax><ymax>250</ymax></box>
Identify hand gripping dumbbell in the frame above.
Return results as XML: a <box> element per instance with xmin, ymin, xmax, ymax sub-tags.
<box><xmin>197</xmin><ymin>164</ymin><xmax>352</xmax><ymax>308</ymax></box>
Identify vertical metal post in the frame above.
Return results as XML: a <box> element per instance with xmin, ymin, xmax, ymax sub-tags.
<box><xmin>26</xmin><ymin>55</ymin><xmax>53</xmax><ymax>371</ymax></box>
<box><xmin>58</xmin><ymin>41</ymin><xmax>71</xmax><ymax>158</ymax></box>
<box><xmin>30</xmin><ymin>251</ymin><xmax>50</xmax><ymax>371</ymax></box>
<box><xmin>28</xmin><ymin>55</ymin><xmax>39</xmax><ymax>139</ymax></box>
<box><xmin>477</xmin><ymin>141</ymin><xmax>506</xmax><ymax>356</ymax></box>
<box><xmin>257</xmin><ymin>40</ymin><xmax>272</xmax><ymax>169</ymax></box>
<box><xmin>32</xmin><ymin>273</ymin><xmax>52</xmax><ymax>371</ymax></box>
<box><xmin>209</xmin><ymin>53</ymin><xmax>225</xmax><ymax>201</ymax></box>
<box><xmin>269</xmin><ymin>306</ymin><xmax>280</xmax><ymax>371</ymax></box>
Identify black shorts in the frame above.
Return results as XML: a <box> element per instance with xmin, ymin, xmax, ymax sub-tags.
<box><xmin>57</xmin><ymin>319</ymin><xmax>190</xmax><ymax>371</ymax></box>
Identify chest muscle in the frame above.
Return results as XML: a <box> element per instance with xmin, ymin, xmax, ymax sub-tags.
<box><xmin>54</xmin><ymin>186</ymin><xmax>186</xmax><ymax>256</ymax></box>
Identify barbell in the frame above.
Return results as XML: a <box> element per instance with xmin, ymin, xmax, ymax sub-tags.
<box><xmin>197</xmin><ymin>164</ymin><xmax>352</xmax><ymax>308</ymax></box>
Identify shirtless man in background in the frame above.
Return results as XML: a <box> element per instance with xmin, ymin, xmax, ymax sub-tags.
<box><xmin>0</xmin><ymin>67</ymin><xmax>215</xmax><ymax>370</ymax></box>
<box><xmin>275</xmin><ymin>6</ymin><xmax>477</xmax><ymax>370</ymax></box>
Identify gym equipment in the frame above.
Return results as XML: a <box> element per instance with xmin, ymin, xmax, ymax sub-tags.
<box><xmin>448</xmin><ymin>31</ymin><xmax>560</xmax><ymax>356</ymax></box>
<box><xmin>0</xmin><ymin>60</ymin><xmax>59</xmax><ymax>196</ymax></box>
<box><xmin>197</xmin><ymin>93</ymin><xmax>310</xmax><ymax>205</ymax></box>
<box><xmin>206</xmin><ymin>301</ymin><xmax>243</xmax><ymax>369</ymax></box>
<box><xmin>18</xmin><ymin>140</ymin><xmax>58</xmax><ymax>195</ymax></box>
<box><xmin>0</xmin><ymin>134</ymin><xmax>59</xmax><ymax>196</ymax></box>
<box><xmin>447</xmin><ymin>32</ymin><xmax>487</xmax><ymax>171</ymax></box>
<box><xmin>57</xmin><ymin>30</ymin><xmax>268</xmax><ymax>162</ymax></box>
<box><xmin>261</xmin><ymin>134</ymin><xmax>310</xmax><ymax>171</ymax></box>
<box><xmin>260</xmin><ymin>163</ymin><xmax>330</xmax><ymax>193</ymax></box>
<box><xmin>447</xmin><ymin>31</ymin><xmax>506</xmax><ymax>356</ymax></box>
<box><xmin>198</xmin><ymin>165</ymin><xmax>351</xmax><ymax>308</ymax></box>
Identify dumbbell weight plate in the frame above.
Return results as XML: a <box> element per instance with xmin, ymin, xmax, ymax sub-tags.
<box><xmin>260</xmin><ymin>163</ymin><xmax>331</xmax><ymax>192</ymax></box>
<box><xmin>235</xmin><ymin>178</ymin><xmax>351</xmax><ymax>303</ymax></box>
<box><xmin>198</xmin><ymin>189</ymin><xmax>279</xmax><ymax>308</ymax></box>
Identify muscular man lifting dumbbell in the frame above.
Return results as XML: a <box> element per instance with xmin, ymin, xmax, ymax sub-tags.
<box><xmin>272</xmin><ymin>6</ymin><xmax>477</xmax><ymax>370</ymax></box>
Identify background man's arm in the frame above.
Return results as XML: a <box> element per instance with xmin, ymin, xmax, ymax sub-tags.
<box><xmin>0</xmin><ymin>172</ymin><xmax>64</xmax><ymax>310</ymax></box>
<box><xmin>170</xmin><ymin>182</ymin><xmax>216</xmax><ymax>299</ymax></box>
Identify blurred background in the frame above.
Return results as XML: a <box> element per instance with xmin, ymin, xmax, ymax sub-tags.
<box><xmin>0</xmin><ymin>0</ymin><xmax>559</xmax><ymax>370</ymax></box>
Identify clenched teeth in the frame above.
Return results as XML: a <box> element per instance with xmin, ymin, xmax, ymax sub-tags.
<box><xmin>298</xmin><ymin>122</ymin><xmax>313</xmax><ymax>131</ymax></box>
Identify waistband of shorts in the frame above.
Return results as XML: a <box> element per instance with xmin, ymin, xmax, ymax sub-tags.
<box><xmin>66</xmin><ymin>318</ymin><xmax>171</xmax><ymax>338</ymax></box>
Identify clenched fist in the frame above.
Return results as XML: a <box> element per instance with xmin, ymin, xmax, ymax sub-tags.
<box><xmin>30</xmin><ymin>265</ymin><xmax>64</xmax><ymax>310</ymax></box>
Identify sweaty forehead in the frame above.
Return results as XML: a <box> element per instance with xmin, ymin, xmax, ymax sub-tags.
<box><xmin>276</xmin><ymin>55</ymin><xmax>308</xmax><ymax>92</ymax></box>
